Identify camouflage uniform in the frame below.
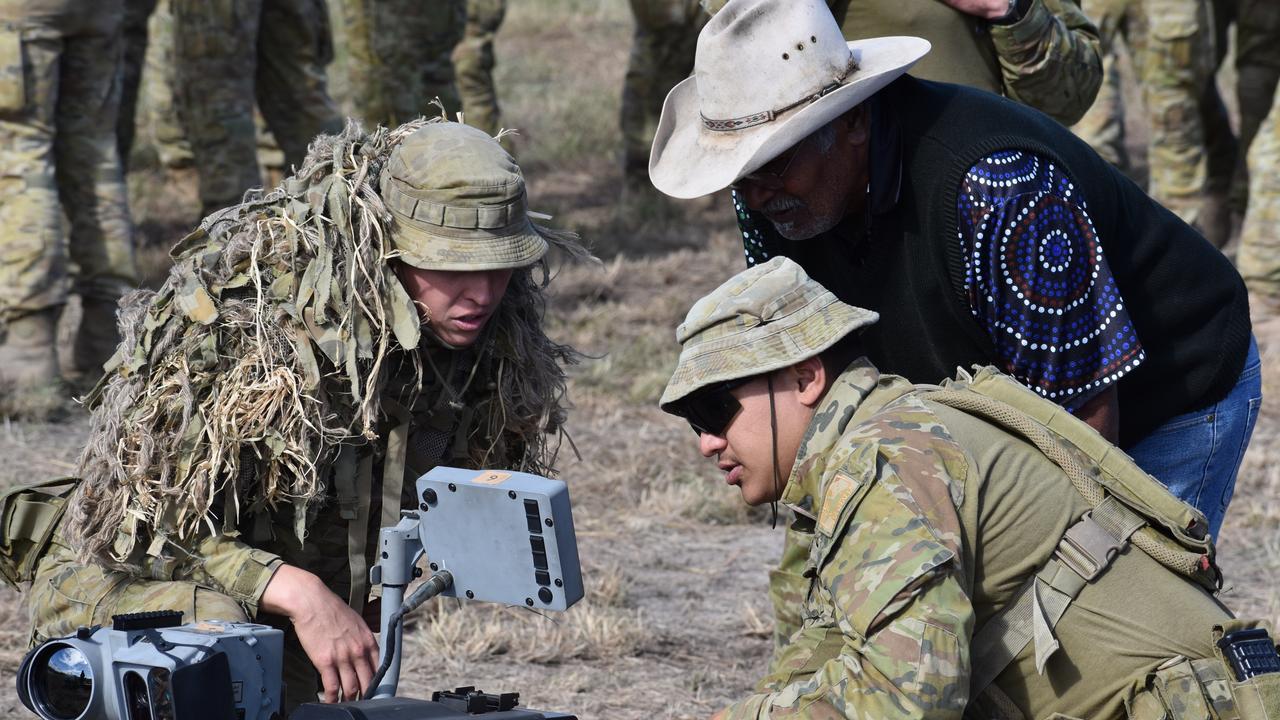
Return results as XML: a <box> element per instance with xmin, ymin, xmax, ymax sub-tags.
<box><xmin>1071</xmin><ymin>0</ymin><xmax>1216</xmax><ymax>229</ymax></box>
<box><xmin>0</xmin><ymin>0</ymin><xmax>138</xmax><ymax>348</ymax></box>
<box><xmin>662</xmin><ymin>258</ymin><xmax>1265</xmax><ymax>719</ymax></box>
<box><xmin>327</xmin><ymin>0</ymin><xmax>466</xmax><ymax>128</ymax></box>
<box><xmin>20</xmin><ymin>122</ymin><xmax>576</xmax><ymax>709</ymax></box>
<box><xmin>1237</xmin><ymin>83</ymin><xmax>1280</xmax><ymax>303</ymax></box>
<box><xmin>735</xmin><ymin>363</ymin><xmax>1241</xmax><ymax>718</ymax></box>
<box><xmin>621</xmin><ymin>0</ymin><xmax>706</xmax><ymax>190</ymax></box>
<box><xmin>117</xmin><ymin>0</ymin><xmax>156</xmax><ymax>167</ymax></box>
<box><xmin>453</xmin><ymin>0</ymin><xmax>505</xmax><ymax>137</ymax></box>
<box><xmin>121</xmin><ymin>0</ymin><xmax>192</xmax><ymax>169</ymax></box>
<box><xmin>171</xmin><ymin>0</ymin><xmax>343</xmax><ymax>215</ymax></box>
<box><xmin>1231</xmin><ymin>0</ymin><xmax>1280</xmax><ymax>211</ymax></box>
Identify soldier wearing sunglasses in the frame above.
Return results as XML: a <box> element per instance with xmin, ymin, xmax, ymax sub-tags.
<box><xmin>659</xmin><ymin>256</ymin><xmax>1275</xmax><ymax>720</ymax></box>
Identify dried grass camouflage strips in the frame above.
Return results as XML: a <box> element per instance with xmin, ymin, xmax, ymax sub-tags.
<box><xmin>67</xmin><ymin>117</ymin><xmax>583</xmax><ymax>571</ymax></box>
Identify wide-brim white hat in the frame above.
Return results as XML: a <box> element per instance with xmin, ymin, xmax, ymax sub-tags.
<box><xmin>649</xmin><ymin>0</ymin><xmax>930</xmax><ymax>199</ymax></box>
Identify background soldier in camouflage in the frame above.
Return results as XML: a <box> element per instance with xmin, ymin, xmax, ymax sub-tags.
<box><xmin>327</xmin><ymin>0</ymin><xmax>466</xmax><ymax>129</ymax></box>
<box><xmin>661</xmin><ymin>257</ymin><xmax>1268</xmax><ymax>719</ymax></box>
<box><xmin>118</xmin><ymin>0</ymin><xmax>191</xmax><ymax>169</ymax></box>
<box><xmin>1072</xmin><ymin>0</ymin><xmax>1218</xmax><ymax>235</ymax></box>
<box><xmin>0</xmin><ymin>0</ymin><xmax>139</xmax><ymax>413</ymax></box>
<box><xmin>1230</xmin><ymin>0</ymin><xmax>1280</xmax><ymax>213</ymax></box>
<box><xmin>1238</xmin><ymin>75</ymin><xmax>1280</xmax><ymax>307</ymax></box>
<box><xmin>620</xmin><ymin>0</ymin><xmax>706</xmax><ymax>197</ymax></box>
<box><xmin>171</xmin><ymin>0</ymin><xmax>342</xmax><ymax>216</ymax></box>
<box><xmin>454</xmin><ymin>0</ymin><xmax>506</xmax><ymax>136</ymax></box>
<box><xmin>23</xmin><ymin>121</ymin><xmax>583</xmax><ymax>708</ymax></box>
<box><xmin>117</xmin><ymin>0</ymin><xmax>155</xmax><ymax>169</ymax></box>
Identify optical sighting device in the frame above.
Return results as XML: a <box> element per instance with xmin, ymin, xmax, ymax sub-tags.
<box><xmin>18</xmin><ymin>467</ymin><xmax>583</xmax><ymax>720</ymax></box>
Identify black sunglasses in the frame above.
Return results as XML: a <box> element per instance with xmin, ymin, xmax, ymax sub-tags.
<box><xmin>678</xmin><ymin>377</ymin><xmax>751</xmax><ymax>437</ymax></box>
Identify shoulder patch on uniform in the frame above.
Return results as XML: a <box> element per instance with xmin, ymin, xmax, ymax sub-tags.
<box><xmin>818</xmin><ymin>472</ymin><xmax>861</xmax><ymax>537</ymax></box>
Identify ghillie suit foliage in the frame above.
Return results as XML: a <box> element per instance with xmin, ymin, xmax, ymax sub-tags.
<box><xmin>69</xmin><ymin>118</ymin><xmax>582</xmax><ymax>569</ymax></box>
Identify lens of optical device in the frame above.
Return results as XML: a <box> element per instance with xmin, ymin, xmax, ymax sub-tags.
<box><xmin>34</xmin><ymin>644</ymin><xmax>93</xmax><ymax>720</ymax></box>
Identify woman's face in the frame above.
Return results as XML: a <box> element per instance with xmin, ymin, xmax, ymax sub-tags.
<box><xmin>394</xmin><ymin>263</ymin><xmax>515</xmax><ymax>347</ymax></box>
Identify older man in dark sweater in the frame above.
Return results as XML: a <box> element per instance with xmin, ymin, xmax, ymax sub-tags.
<box><xmin>649</xmin><ymin>0</ymin><xmax>1259</xmax><ymax>536</ymax></box>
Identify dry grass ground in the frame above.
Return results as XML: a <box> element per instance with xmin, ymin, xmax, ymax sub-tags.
<box><xmin>0</xmin><ymin>2</ymin><xmax>1276</xmax><ymax>718</ymax></box>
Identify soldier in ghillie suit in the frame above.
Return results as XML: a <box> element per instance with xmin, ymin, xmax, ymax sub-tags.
<box><xmin>326</xmin><ymin>0</ymin><xmax>467</xmax><ymax>129</ymax></box>
<box><xmin>661</xmin><ymin>257</ymin><xmax>1280</xmax><ymax>719</ymax></box>
<box><xmin>19</xmin><ymin>120</ymin><xmax>583</xmax><ymax>708</ymax></box>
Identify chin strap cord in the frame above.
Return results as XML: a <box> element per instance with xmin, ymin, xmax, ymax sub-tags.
<box><xmin>767</xmin><ymin>373</ymin><xmax>781</xmax><ymax>529</ymax></box>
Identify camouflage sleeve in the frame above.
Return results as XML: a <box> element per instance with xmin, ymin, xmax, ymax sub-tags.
<box><xmin>178</xmin><ymin>532</ymin><xmax>283</xmax><ymax>618</ymax></box>
<box><xmin>989</xmin><ymin>0</ymin><xmax>1103</xmax><ymax>126</ymax></box>
<box><xmin>719</xmin><ymin>480</ymin><xmax>973</xmax><ymax>719</ymax></box>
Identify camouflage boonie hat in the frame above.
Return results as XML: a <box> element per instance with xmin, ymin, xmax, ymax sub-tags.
<box><xmin>379</xmin><ymin>122</ymin><xmax>548</xmax><ymax>270</ymax></box>
<box><xmin>660</xmin><ymin>257</ymin><xmax>879</xmax><ymax>411</ymax></box>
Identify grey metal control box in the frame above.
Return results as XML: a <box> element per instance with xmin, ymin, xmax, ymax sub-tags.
<box><xmin>417</xmin><ymin>467</ymin><xmax>583</xmax><ymax>611</ymax></box>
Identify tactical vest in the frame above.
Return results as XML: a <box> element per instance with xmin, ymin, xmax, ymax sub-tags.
<box><xmin>918</xmin><ymin>367</ymin><xmax>1277</xmax><ymax>719</ymax></box>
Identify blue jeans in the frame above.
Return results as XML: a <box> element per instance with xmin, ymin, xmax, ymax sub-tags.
<box><xmin>1125</xmin><ymin>336</ymin><xmax>1263</xmax><ymax>538</ymax></box>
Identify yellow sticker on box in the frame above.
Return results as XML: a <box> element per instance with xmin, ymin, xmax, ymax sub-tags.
<box><xmin>473</xmin><ymin>471</ymin><xmax>511</xmax><ymax>485</ymax></box>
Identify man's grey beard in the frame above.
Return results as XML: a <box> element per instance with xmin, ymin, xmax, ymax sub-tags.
<box><xmin>765</xmin><ymin>194</ymin><xmax>843</xmax><ymax>241</ymax></box>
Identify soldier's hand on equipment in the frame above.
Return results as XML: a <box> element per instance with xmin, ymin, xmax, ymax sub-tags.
<box><xmin>261</xmin><ymin>563</ymin><xmax>380</xmax><ymax>703</ymax></box>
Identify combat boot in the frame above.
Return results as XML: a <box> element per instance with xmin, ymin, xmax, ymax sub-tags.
<box><xmin>0</xmin><ymin>309</ymin><xmax>64</xmax><ymax>418</ymax></box>
<box><xmin>73</xmin><ymin>299</ymin><xmax>122</xmax><ymax>378</ymax></box>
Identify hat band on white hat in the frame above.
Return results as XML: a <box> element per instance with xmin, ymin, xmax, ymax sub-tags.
<box><xmin>700</xmin><ymin>57</ymin><xmax>858</xmax><ymax>132</ymax></box>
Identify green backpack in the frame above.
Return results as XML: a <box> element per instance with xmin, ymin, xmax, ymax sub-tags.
<box><xmin>919</xmin><ymin>366</ymin><xmax>1222</xmax><ymax>704</ymax></box>
<box><xmin>0</xmin><ymin>477</ymin><xmax>77</xmax><ymax>589</ymax></box>
<box><xmin>926</xmin><ymin>365</ymin><xmax>1218</xmax><ymax>588</ymax></box>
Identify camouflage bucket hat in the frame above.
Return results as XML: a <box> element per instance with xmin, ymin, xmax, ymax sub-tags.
<box><xmin>380</xmin><ymin>122</ymin><xmax>548</xmax><ymax>270</ymax></box>
<box><xmin>660</xmin><ymin>256</ymin><xmax>879</xmax><ymax>411</ymax></box>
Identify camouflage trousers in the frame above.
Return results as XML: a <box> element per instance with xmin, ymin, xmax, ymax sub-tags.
<box><xmin>326</xmin><ymin>0</ymin><xmax>466</xmax><ymax>129</ymax></box>
<box><xmin>28</xmin><ymin>535</ymin><xmax>323</xmax><ymax>712</ymax></box>
<box><xmin>1230</xmin><ymin>0</ymin><xmax>1280</xmax><ymax>211</ymax></box>
<box><xmin>117</xmin><ymin>0</ymin><xmax>192</xmax><ymax>170</ymax></box>
<box><xmin>1238</xmin><ymin>83</ymin><xmax>1280</xmax><ymax>302</ymax></box>
<box><xmin>0</xmin><ymin>0</ymin><xmax>138</xmax><ymax>323</ymax></box>
<box><xmin>117</xmin><ymin>0</ymin><xmax>155</xmax><ymax>168</ymax></box>
<box><xmin>1073</xmin><ymin>0</ymin><xmax>1216</xmax><ymax>228</ymax></box>
<box><xmin>620</xmin><ymin>0</ymin><xmax>705</xmax><ymax>187</ymax></box>
<box><xmin>171</xmin><ymin>0</ymin><xmax>342</xmax><ymax>215</ymax></box>
<box><xmin>453</xmin><ymin>0</ymin><xmax>505</xmax><ymax>136</ymax></box>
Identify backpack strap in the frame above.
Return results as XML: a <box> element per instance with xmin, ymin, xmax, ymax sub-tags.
<box><xmin>920</xmin><ymin>387</ymin><xmax>1201</xmax><ymax>705</ymax></box>
<box><xmin>968</xmin><ymin>496</ymin><xmax>1146</xmax><ymax>696</ymax></box>
<box><xmin>921</xmin><ymin>389</ymin><xmax>1208</xmax><ymax>579</ymax></box>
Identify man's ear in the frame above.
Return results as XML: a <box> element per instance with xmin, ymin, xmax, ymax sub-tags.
<box><xmin>845</xmin><ymin>105</ymin><xmax>870</xmax><ymax>146</ymax></box>
<box><xmin>794</xmin><ymin>355</ymin><xmax>828</xmax><ymax>407</ymax></box>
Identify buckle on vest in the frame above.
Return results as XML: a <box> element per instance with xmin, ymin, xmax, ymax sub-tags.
<box><xmin>1054</xmin><ymin>512</ymin><xmax>1125</xmax><ymax>581</ymax></box>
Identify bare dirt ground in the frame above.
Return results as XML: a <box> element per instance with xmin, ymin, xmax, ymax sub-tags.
<box><xmin>0</xmin><ymin>2</ymin><xmax>1277</xmax><ymax>718</ymax></box>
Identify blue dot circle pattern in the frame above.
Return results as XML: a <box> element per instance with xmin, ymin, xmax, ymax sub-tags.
<box><xmin>959</xmin><ymin>151</ymin><xmax>1144</xmax><ymax>409</ymax></box>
